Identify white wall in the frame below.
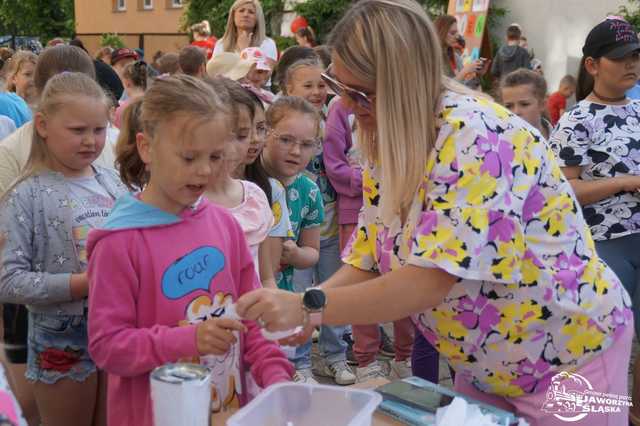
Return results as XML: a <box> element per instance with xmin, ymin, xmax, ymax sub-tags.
<box><xmin>491</xmin><ymin>0</ymin><xmax>631</xmax><ymax>91</ymax></box>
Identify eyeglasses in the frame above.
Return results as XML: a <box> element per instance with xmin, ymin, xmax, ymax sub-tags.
<box><xmin>254</xmin><ymin>123</ymin><xmax>268</xmax><ymax>139</ymax></box>
<box><xmin>270</xmin><ymin>129</ymin><xmax>319</xmax><ymax>153</ymax></box>
<box><xmin>321</xmin><ymin>67</ymin><xmax>375</xmax><ymax>111</ymax></box>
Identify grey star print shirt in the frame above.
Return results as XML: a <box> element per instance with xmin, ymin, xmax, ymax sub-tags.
<box><xmin>0</xmin><ymin>167</ymin><xmax>128</xmax><ymax>315</ymax></box>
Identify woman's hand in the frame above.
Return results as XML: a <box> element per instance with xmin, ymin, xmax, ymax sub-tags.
<box><xmin>237</xmin><ymin>30</ymin><xmax>253</xmax><ymax>51</ymax></box>
<box><xmin>618</xmin><ymin>175</ymin><xmax>640</xmax><ymax>193</ymax></box>
<box><xmin>456</xmin><ymin>60</ymin><xmax>482</xmax><ymax>81</ymax></box>
<box><xmin>236</xmin><ymin>288</ymin><xmax>305</xmax><ymax>332</ymax></box>
<box><xmin>196</xmin><ymin>317</ymin><xmax>247</xmax><ymax>356</ymax></box>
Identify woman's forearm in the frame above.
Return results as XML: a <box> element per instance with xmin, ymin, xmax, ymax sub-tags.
<box><xmin>322</xmin><ymin>265</ymin><xmax>455</xmax><ymax>325</ymax></box>
<box><xmin>320</xmin><ymin>264</ymin><xmax>379</xmax><ymax>289</ymax></box>
<box><xmin>568</xmin><ymin>177</ymin><xmax>625</xmax><ymax>206</ymax></box>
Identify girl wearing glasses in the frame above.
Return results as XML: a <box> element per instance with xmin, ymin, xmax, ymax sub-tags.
<box><xmin>233</xmin><ymin>86</ymin><xmax>294</xmax><ymax>290</ymax></box>
<box><xmin>260</xmin><ymin>97</ymin><xmax>326</xmax><ymax>384</ymax></box>
<box><xmin>238</xmin><ymin>1</ymin><xmax>632</xmax><ymax>424</ymax></box>
<box><xmin>281</xmin><ymin>58</ymin><xmax>356</xmax><ymax>386</ymax></box>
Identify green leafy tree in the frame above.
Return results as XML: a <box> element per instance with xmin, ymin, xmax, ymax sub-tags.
<box><xmin>101</xmin><ymin>33</ymin><xmax>125</xmax><ymax>49</ymax></box>
<box><xmin>618</xmin><ymin>0</ymin><xmax>640</xmax><ymax>30</ymax></box>
<box><xmin>182</xmin><ymin>0</ymin><xmax>507</xmax><ymax>51</ymax></box>
<box><xmin>293</xmin><ymin>0</ymin><xmax>352</xmax><ymax>43</ymax></box>
<box><xmin>293</xmin><ymin>0</ymin><xmax>505</xmax><ymax>45</ymax></box>
<box><xmin>0</xmin><ymin>0</ymin><xmax>74</xmax><ymax>43</ymax></box>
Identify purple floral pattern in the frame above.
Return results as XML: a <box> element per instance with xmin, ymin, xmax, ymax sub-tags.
<box><xmin>343</xmin><ymin>92</ymin><xmax>631</xmax><ymax>397</ymax></box>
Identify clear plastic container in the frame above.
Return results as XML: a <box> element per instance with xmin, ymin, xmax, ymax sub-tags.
<box><xmin>227</xmin><ymin>382</ymin><xmax>382</xmax><ymax>426</ymax></box>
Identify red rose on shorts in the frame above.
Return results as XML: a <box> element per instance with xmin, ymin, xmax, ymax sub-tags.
<box><xmin>38</xmin><ymin>347</ymin><xmax>82</xmax><ymax>373</ymax></box>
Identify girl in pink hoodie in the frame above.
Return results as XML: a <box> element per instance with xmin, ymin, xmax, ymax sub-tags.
<box><xmin>86</xmin><ymin>75</ymin><xmax>293</xmax><ymax>426</ymax></box>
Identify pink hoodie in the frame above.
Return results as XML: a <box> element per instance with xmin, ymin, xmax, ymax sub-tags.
<box><xmin>87</xmin><ymin>194</ymin><xmax>293</xmax><ymax>426</ymax></box>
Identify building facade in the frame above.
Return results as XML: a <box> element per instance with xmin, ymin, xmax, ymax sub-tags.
<box><xmin>74</xmin><ymin>0</ymin><xmax>189</xmax><ymax>59</ymax></box>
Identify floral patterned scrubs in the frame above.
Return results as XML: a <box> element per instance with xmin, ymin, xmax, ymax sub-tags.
<box><xmin>343</xmin><ymin>91</ymin><xmax>632</xmax><ymax>397</ymax></box>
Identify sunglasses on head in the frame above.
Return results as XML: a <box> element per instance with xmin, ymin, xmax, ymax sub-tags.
<box><xmin>320</xmin><ymin>67</ymin><xmax>374</xmax><ymax>111</ymax></box>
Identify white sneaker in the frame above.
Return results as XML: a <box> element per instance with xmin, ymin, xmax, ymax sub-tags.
<box><xmin>293</xmin><ymin>368</ymin><xmax>318</xmax><ymax>384</ymax></box>
<box><xmin>356</xmin><ymin>360</ymin><xmax>386</xmax><ymax>383</ymax></box>
<box><xmin>314</xmin><ymin>360</ymin><xmax>356</xmax><ymax>386</ymax></box>
<box><xmin>390</xmin><ymin>359</ymin><xmax>412</xmax><ymax>379</ymax></box>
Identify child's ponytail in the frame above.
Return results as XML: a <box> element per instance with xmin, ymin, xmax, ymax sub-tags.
<box><xmin>115</xmin><ymin>98</ymin><xmax>145</xmax><ymax>191</ymax></box>
<box><xmin>122</xmin><ymin>61</ymin><xmax>148</xmax><ymax>91</ymax></box>
<box><xmin>576</xmin><ymin>56</ymin><xmax>594</xmax><ymax>103</ymax></box>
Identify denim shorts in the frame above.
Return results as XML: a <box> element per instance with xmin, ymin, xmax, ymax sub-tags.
<box><xmin>26</xmin><ymin>311</ymin><xmax>96</xmax><ymax>384</ymax></box>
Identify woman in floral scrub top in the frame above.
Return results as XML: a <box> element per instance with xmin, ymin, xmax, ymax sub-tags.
<box><xmin>237</xmin><ymin>2</ymin><xmax>633</xmax><ymax>424</ymax></box>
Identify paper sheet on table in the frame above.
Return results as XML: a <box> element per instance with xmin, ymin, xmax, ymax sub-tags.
<box><xmin>435</xmin><ymin>397</ymin><xmax>530</xmax><ymax>426</ymax></box>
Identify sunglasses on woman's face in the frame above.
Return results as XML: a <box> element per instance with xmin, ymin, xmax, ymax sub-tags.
<box><xmin>320</xmin><ymin>69</ymin><xmax>374</xmax><ymax>111</ymax></box>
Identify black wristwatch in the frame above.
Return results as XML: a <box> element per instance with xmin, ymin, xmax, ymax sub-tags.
<box><xmin>302</xmin><ymin>288</ymin><xmax>326</xmax><ymax>326</ymax></box>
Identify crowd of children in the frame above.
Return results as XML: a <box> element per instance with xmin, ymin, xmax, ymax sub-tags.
<box><xmin>0</xmin><ymin>0</ymin><xmax>636</xmax><ymax>424</ymax></box>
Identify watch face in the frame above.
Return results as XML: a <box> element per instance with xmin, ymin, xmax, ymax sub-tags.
<box><xmin>303</xmin><ymin>288</ymin><xmax>326</xmax><ymax>310</ymax></box>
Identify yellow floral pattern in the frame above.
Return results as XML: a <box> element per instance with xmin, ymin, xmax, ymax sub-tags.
<box><xmin>343</xmin><ymin>92</ymin><xmax>631</xmax><ymax>397</ymax></box>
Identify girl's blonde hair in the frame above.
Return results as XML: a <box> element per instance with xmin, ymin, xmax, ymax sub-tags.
<box><xmin>281</xmin><ymin>58</ymin><xmax>324</xmax><ymax>96</ymax></box>
<box><xmin>4</xmin><ymin>50</ymin><xmax>37</xmax><ymax>93</ymax></box>
<box><xmin>122</xmin><ymin>61</ymin><xmax>148</xmax><ymax>90</ymax></box>
<box><xmin>3</xmin><ymin>72</ymin><xmax>110</xmax><ymax>199</ymax></box>
<box><xmin>191</xmin><ymin>20</ymin><xmax>211</xmax><ymax>37</ymax></box>
<box><xmin>266</xmin><ymin>96</ymin><xmax>320</xmax><ymax>135</ymax></box>
<box><xmin>222</xmin><ymin>0</ymin><xmax>267</xmax><ymax>53</ymax></box>
<box><xmin>117</xmin><ymin>74</ymin><xmax>230</xmax><ymax>189</ymax></box>
<box><xmin>329</xmin><ymin>0</ymin><xmax>469</xmax><ymax>222</ymax></box>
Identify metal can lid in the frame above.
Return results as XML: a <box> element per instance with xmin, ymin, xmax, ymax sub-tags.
<box><xmin>151</xmin><ymin>363</ymin><xmax>211</xmax><ymax>384</ymax></box>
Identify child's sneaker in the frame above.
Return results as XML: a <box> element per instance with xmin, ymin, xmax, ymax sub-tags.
<box><xmin>293</xmin><ymin>368</ymin><xmax>318</xmax><ymax>384</ymax></box>
<box><xmin>390</xmin><ymin>359</ymin><xmax>412</xmax><ymax>379</ymax></box>
<box><xmin>313</xmin><ymin>360</ymin><xmax>356</xmax><ymax>386</ymax></box>
<box><xmin>356</xmin><ymin>360</ymin><xmax>386</xmax><ymax>383</ymax></box>
<box><xmin>378</xmin><ymin>326</ymin><xmax>394</xmax><ymax>359</ymax></box>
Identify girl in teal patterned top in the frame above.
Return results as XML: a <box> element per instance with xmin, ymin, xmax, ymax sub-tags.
<box><xmin>260</xmin><ymin>97</ymin><xmax>324</xmax><ymax>292</ymax></box>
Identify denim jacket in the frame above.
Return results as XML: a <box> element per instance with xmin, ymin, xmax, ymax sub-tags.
<box><xmin>0</xmin><ymin>167</ymin><xmax>128</xmax><ymax>315</ymax></box>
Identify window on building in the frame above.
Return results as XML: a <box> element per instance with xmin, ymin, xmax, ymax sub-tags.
<box><xmin>164</xmin><ymin>0</ymin><xmax>181</xmax><ymax>8</ymax></box>
<box><xmin>143</xmin><ymin>0</ymin><xmax>153</xmax><ymax>9</ymax></box>
<box><xmin>116</xmin><ymin>0</ymin><xmax>126</xmax><ymax>11</ymax></box>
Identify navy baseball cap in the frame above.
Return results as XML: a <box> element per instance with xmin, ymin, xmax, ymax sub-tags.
<box><xmin>583</xmin><ymin>17</ymin><xmax>640</xmax><ymax>59</ymax></box>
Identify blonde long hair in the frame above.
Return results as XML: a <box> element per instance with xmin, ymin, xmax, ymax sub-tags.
<box><xmin>329</xmin><ymin>0</ymin><xmax>467</xmax><ymax>222</ymax></box>
<box><xmin>4</xmin><ymin>50</ymin><xmax>37</xmax><ymax>93</ymax></box>
<box><xmin>222</xmin><ymin>0</ymin><xmax>267</xmax><ymax>53</ymax></box>
<box><xmin>3</xmin><ymin>72</ymin><xmax>110</xmax><ymax>199</ymax></box>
